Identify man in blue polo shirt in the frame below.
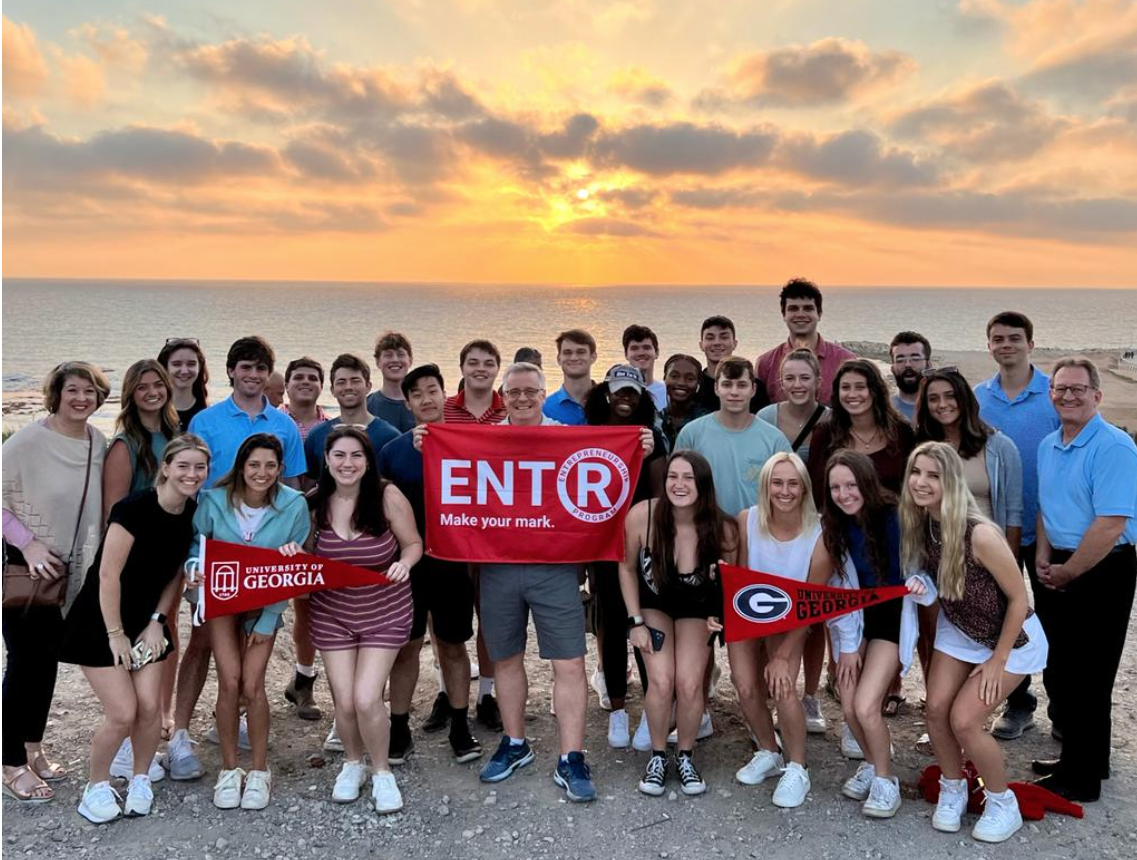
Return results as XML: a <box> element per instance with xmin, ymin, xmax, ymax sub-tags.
<box><xmin>542</xmin><ymin>329</ymin><xmax>596</xmax><ymax>426</ymax></box>
<box><xmin>973</xmin><ymin>311</ymin><xmax>1060</xmax><ymax>740</ymax></box>
<box><xmin>187</xmin><ymin>336</ymin><xmax>306</xmax><ymax>488</ymax></box>
<box><xmin>1032</xmin><ymin>357</ymin><xmax>1137</xmax><ymax>803</ymax></box>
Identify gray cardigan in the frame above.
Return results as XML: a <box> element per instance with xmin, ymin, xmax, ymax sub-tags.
<box><xmin>983</xmin><ymin>430</ymin><xmax>1023</xmax><ymax>532</ymax></box>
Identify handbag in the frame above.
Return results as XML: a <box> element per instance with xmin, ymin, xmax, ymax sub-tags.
<box><xmin>2</xmin><ymin>428</ymin><xmax>94</xmax><ymax>611</ymax></box>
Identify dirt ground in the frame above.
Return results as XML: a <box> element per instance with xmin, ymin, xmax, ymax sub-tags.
<box><xmin>2</xmin><ymin>602</ymin><xmax>1136</xmax><ymax>860</ymax></box>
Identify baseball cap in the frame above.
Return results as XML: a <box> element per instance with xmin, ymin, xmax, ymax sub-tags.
<box><xmin>603</xmin><ymin>364</ymin><xmax>646</xmax><ymax>393</ymax></box>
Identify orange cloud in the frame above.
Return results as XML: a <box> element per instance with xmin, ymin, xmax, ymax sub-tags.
<box><xmin>74</xmin><ymin>22</ymin><xmax>148</xmax><ymax>73</ymax></box>
<box><xmin>607</xmin><ymin>66</ymin><xmax>674</xmax><ymax>107</ymax></box>
<box><xmin>56</xmin><ymin>51</ymin><xmax>106</xmax><ymax>109</ymax></box>
<box><xmin>3</xmin><ymin>16</ymin><xmax>49</xmax><ymax>99</ymax></box>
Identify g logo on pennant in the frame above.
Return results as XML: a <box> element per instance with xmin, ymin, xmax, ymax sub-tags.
<box><xmin>733</xmin><ymin>584</ymin><xmax>792</xmax><ymax>624</ymax></box>
<box><xmin>211</xmin><ymin>561</ymin><xmax>240</xmax><ymax>601</ymax></box>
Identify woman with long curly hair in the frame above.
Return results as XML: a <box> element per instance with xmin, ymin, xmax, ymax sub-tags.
<box><xmin>901</xmin><ymin>441</ymin><xmax>1047</xmax><ymax>843</ymax></box>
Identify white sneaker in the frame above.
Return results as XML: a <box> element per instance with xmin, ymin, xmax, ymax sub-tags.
<box><xmin>591</xmin><ymin>669</ymin><xmax>612</xmax><ymax>711</ymax></box>
<box><xmin>123</xmin><ymin>774</ymin><xmax>154</xmax><ymax>817</ymax></box>
<box><xmin>161</xmin><ymin>729</ymin><xmax>203</xmax><ymax>781</ymax></box>
<box><xmin>840</xmin><ymin>723</ymin><xmax>864</xmax><ymax>760</ymax></box>
<box><xmin>206</xmin><ymin>714</ymin><xmax>252</xmax><ymax>750</ymax></box>
<box><xmin>607</xmin><ymin>709</ymin><xmax>630</xmax><ymax>749</ymax></box>
<box><xmin>632</xmin><ymin>711</ymin><xmax>653</xmax><ymax>752</ymax></box>
<box><xmin>323</xmin><ymin>722</ymin><xmax>344</xmax><ymax>753</ymax></box>
<box><xmin>972</xmin><ymin>788</ymin><xmax>1022</xmax><ymax>843</ymax></box>
<box><xmin>676</xmin><ymin>752</ymin><xmax>707</xmax><ymax>796</ymax></box>
<box><xmin>841</xmin><ymin>761</ymin><xmax>876</xmax><ymax>801</ymax></box>
<box><xmin>932</xmin><ymin>776</ymin><xmax>969</xmax><ymax>833</ymax></box>
<box><xmin>78</xmin><ymin>780</ymin><xmax>122</xmax><ymax>824</ymax></box>
<box><xmin>735</xmin><ymin>749</ymin><xmax>784</xmax><ymax>785</ymax></box>
<box><xmin>667</xmin><ymin>711</ymin><xmax>713</xmax><ymax>744</ymax></box>
<box><xmin>372</xmin><ymin>770</ymin><xmax>403</xmax><ymax>814</ymax></box>
<box><xmin>802</xmin><ymin>695</ymin><xmax>827</xmax><ymax>734</ymax></box>
<box><xmin>213</xmin><ymin>767</ymin><xmax>244</xmax><ymax>810</ymax></box>
<box><xmin>240</xmin><ymin>769</ymin><xmax>271</xmax><ymax>810</ymax></box>
<box><xmin>772</xmin><ymin>762</ymin><xmax>811</xmax><ymax>808</ymax></box>
<box><xmin>862</xmin><ymin>775</ymin><xmax>901</xmax><ymax>818</ymax></box>
<box><xmin>109</xmin><ymin>738</ymin><xmax>165</xmax><ymax>782</ymax></box>
<box><xmin>332</xmin><ymin>760</ymin><xmax>369</xmax><ymax>803</ymax></box>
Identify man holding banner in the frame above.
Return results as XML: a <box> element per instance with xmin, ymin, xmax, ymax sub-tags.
<box><xmin>421</xmin><ymin>361</ymin><xmax>651</xmax><ymax>803</ymax></box>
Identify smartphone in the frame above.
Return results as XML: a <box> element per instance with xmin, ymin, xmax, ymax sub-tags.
<box><xmin>129</xmin><ymin>637</ymin><xmax>169</xmax><ymax>671</ymax></box>
<box><xmin>646</xmin><ymin>626</ymin><xmax>666</xmax><ymax>651</ymax></box>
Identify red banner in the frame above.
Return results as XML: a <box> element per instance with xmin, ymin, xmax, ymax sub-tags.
<box><xmin>193</xmin><ymin>538</ymin><xmax>392</xmax><ymax>621</ymax></box>
<box><xmin>720</xmin><ymin>563</ymin><xmax>908</xmax><ymax>643</ymax></box>
<box><xmin>423</xmin><ymin>424</ymin><xmax>644</xmax><ymax>563</ymax></box>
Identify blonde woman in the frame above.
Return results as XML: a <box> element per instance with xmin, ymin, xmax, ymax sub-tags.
<box><xmin>902</xmin><ymin>441</ymin><xmax>1047</xmax><ymax>843</ymax></box>
<box><xmin>709</xmin><ymin>452</ymin><xmax>820</xmax><ymax>808</ymax></box>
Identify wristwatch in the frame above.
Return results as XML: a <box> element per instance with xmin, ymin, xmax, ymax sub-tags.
<box><xmin>626</xmin><ymin>614</ymin><xmax>645</xmax><ymax>630</ymax></box>
<box><xmin>150</xmin><ymin>612</ymin><xmax>167</xmax><ymax>625</ymax></box>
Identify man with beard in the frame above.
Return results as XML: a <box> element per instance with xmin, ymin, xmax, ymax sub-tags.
<box><xmin>888</xmin><ymin>332</ymin><xmax>931</xmax><ymax>423</ymax></box>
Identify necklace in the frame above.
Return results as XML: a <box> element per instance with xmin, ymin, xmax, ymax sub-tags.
<box><xmin>928</xmin><ymin>518</ymin><xmax>941</xmax><ymax>547</ymax></box>
<box><xmin>849</xmin><ymin>425</ymin><xmax>881</xmax><ymax>449</ymax></box>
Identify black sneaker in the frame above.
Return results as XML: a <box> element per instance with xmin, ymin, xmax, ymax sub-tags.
<box><xmin>676</xmin><ymin>752</ymin><xmax>706</xmax><ymax>796</ymax></box>
<box><xmin>423</xmin><ymin>692</ymin><xmax>451</xmax><ymax>733</ymax></box>
<box><xmin>388</xmin><ymin>723</ymin><xmax>414</xmax><ymax>765</ymax></box>
<box><xmin>476</xmin><ymin>694</ymin><xmax>503</xmax><ymax>732</ymax></box>
<box><xmin>638</xmin><ymin>753</ymin><xmax>668</xmax><ymax>797</ymax></box>
<box><xmin>450</xmin><ymin>729</ymin><xmax>483</xmax><ymax>764</ymax></box>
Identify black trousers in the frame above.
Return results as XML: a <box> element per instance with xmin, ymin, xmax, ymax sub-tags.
<box><xmin>1049</xmin><ymin>545</ymin><xmax>1136</xmax><ymax>787</ymax></box>
<box><xmin>1006</xmin><ymin>549</ymin><xmax>1042</xmax><ymax>713</ymax></box>
<box><xmin>2</xmin><ymin>604</ymin><xmax>65</xmax><ymax>766</ymax></box>
<box><xmin>589</xmin><ymin>562</ymin><xmax>647</xmax><ymax>701</ymax></box>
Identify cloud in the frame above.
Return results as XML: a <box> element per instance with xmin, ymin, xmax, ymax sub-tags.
<box><xmin>56</xmin><ymin>51</ymin><xmax>106</xmax><ymax>109</ymax></box>
<box><xmin>74</xmin><ymin>22</ymin><xmax>148</xmax><ymax>73</ymax></box>
<box><xmin>561</xmin><ymin>216</ymin><xmax>662</xmax><ymax>237</ymax></box>
<box><xmin>599</xmin><ymin>186</ymin><xmax>659</xmax><ymax>209</ymax></box>
<box><xmin>591</xmin><ymin>121</ymin><xmax>779</xmax><ymax>176</ymax></box>
<box><xmin>3</xmin><ymin>17</ymin><xmax>49</xmax><ymax>99</ymax></box>
<box><xmin>552</xmin><ymin>0</ymin><xmax>656</xmax><ymax>39</ymax></box>
<box><xmin>889</xmin><ymin>80</ymin><xmax>1067</xmax><ymax>162</ymax></box>
<box><xmin>669</xmin><ymin>186</ymin><xmax>766</xmax><ymax>210</ymax></box>
<box><xmin>700</xmin><ymin>38</ymin><xmax>915</xmax><ymax>109</ymax></box>
<box><xmin>778</xmin><ymin>129</ymin><xmax>938</xmax><ymax>187</ymax></box>
<box><xmin>607</xmin><ymin>66</ymin><xmax>673</xmax><ymax>107</ymax></box>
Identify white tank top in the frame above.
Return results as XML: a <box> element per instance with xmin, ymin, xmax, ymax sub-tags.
<box><xmin>746</xmin><ymin>509</ymin><xmax>822</xmax><ymax>583</ymax></box>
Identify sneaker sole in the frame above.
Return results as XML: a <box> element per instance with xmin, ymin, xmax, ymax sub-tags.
<box><xmin>124</xmin><ymin>802</ymin><xmax>152</xmax><ymax>817</ymax></box>
<box><xmin>453</xmin><ymin>749</ymin><xmax>483</xmax><ymax>764</ymax></box>
<box><xmin>842</xmin><ymin>785</ymin><xmax>870</xmax><ymax>801</ymax></box>
<box><xmin>805</xmin><ymin>722</ymin><xmax>827</xmax><ymax>735</ymax></box>
<box><xmin>388</xmin><ymin>746</ymin><xmax>414</xmax><ymax>766</ymax></box>
<box><xmin>862</xmin><ymin>802</ymin><xmax>900</xmax><ymax>819</ymax></box>
<box><xmin>214</xmin><ymin>797</ymin><xmax>241</xmax><ymax>810</ymax></box>
<box><xmin>552</xmin><ymin>771</ymin><xmax>596</xmax><ymax>802</ymax></box>
<box><xmin>735</xmin><ymin>766</ymin><xmax>782</xmax><ymax>786</ymax></box>
<box><xmin>991</xmin><ymin>720</ymin><xmax>1036</xmax><ymax>740</ymax></box>
<box><xmin>78</xmin><ymin>804</ymin><xmax>121</xmax><ymax>824</ymax></box>
<box><xmin>638</xmin><ymin>781</ymin><xmax>666</xmax><ymax>797</ymax></box>
<box><xmin>680</xmin><ymin>783</ymin><xmax>707</xmax><ymax>796</ymax></box>
<box><xmin>479</xmin><ymin>749</ymin><xmax>535</xmax><ymax>783</ymax></box>
<box><xmin>772</xmin><ymin>794</ymin><xmax>808</xmax><ymax>809</ymax></box>
<box><xmin>375</xmin><ymin>799</ymin><xmax>404</xmax><ymax>814</ymax></box>
<box><xmin>932</xmin><ymin>817</ymin><xmax>962</xmax><ymax>833</ymax></box>
<box><xmin>972</xmin><ymin>821</ymin><xmax>1022</xmax><ymax>843</ymax></box>
<box><xmin>608</xmin><ymin>736</ymin><xmax>631</xmax><ymax>750</ymax></box>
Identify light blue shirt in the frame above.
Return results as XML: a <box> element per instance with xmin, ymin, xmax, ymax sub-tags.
<box><xmin>974</xmin><ymin>367</ymin><xmax>1059</xmax><ymax>545</ymax></box>
<box><xmin>542</xmin><ymin>386</ymin><xmax>587</xmax><ymax>426</ymax></box>
<box><xmin>1038</xmin><ymin>414</ymin><xmax>1137</xmax><ymax>550</ymax></box>
<box><xmin>674</xmin><ymin>413</ymin><xmax>792</xmax><ymax>517</ymax></box>
<box><xmin>188</xmin><ymin>395</ymin><xmax>307</xmax><ymax>488</ymax></box>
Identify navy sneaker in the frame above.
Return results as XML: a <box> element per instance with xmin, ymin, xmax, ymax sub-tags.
<box><xmin>479</xmin><ymin>737</ymin><xmax>534</xmax><ymax>783</ymax></box>
<box><xmin>554</xmin><ymin>751</ymin><xmax>597</xmax><ymax>802</ymax></box>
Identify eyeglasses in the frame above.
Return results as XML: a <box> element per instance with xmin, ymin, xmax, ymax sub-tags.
<box><xmin>504</xmin><ymin>387</ymin><xmax>543</xmax><ymax>400</ymax></box>
<box><xmin>164</xmin><ymin>337</ymin><xmax>200</xmax><ymax>346</ymax></box>
<box><xmin>922</xmin><ymin>365</ymin><xmax>959</xmax><ymax>378</ymax></box>
<box><xmin>1050</xmin><ymin>384</ymin><xmax>1096</xmax><ymax>398</ymax></box>
<box><xmin>892</xmin><ymin>356</ymin><xmax>928</xmax><ymax>366</ymax></box>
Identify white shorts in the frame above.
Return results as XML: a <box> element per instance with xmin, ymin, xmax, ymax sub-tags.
<box><xmin>934</xmin><ymin>612</ymin><xmax>1048</xmax><ymax>676</ymax></box>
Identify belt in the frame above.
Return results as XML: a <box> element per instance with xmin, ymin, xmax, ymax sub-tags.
<box><xmin>1053</xmin><ymin>544</ymin><xmax>1134</xmax><ymax>557</ymax></box>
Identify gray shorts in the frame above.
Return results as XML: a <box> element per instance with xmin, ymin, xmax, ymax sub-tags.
<box><xmin>479</xmin><ymin>563</ymin><xmax>586</xmax><ymax>662</ymax></box>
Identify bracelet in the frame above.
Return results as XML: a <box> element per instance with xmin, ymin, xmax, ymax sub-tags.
<box><xmin>106</xmin><ymin>627</ymin><xmax>124</xmax><ymax>637</ymax></box>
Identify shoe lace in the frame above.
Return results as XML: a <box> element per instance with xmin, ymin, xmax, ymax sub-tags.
<box><xmin>645</xmin><ymin>755</ymin><xmax>666</xmax><ymax>782</ymax></box>
<box><xmin>781</xmin><ymin>766</ymin><xmax>807</xmax><ymax>791</ymax></box>
<box><xmin>567</xmin><ymin>755</ymin><xmax>591</xmax><ymax>781</ymax></box>
<box><xmin>677</xmin><ymin>756</ymin><xmax>700</xmax><ymax>783</ymax></box>
<box><xmin>90</xmin><ymin>783</ymin><xmax>122</xmax><ymax>805</ymax></box>
<box><xmin>867</xmin><ymin>778</ymin><xmax>891</xmax><ymax>805</ymax></box>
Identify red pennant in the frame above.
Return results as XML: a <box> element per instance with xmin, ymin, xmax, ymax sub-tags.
<box><xmin>197</xmin><ymin>538</ymin><xmax>391</xmax><ymax>621</ymax></box>
<box><xmin>720</xmin><ymin>563</ymin><xmax>909</xmax><ymax>643</ymax></box>
<box><xmin>423</xmin><ymin>424</ymin><xmax>644</xmax><ymax>564</ymax></box>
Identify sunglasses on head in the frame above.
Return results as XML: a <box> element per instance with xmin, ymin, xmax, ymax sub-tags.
<box><xmin>164</xmin><ymin>337</ymin><xmax>200</xmax><ymax>347</ymax></box>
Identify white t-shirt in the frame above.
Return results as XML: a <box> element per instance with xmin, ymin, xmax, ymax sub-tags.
<box><xmin>236</xmin><ymin>503</ymin><xmax>270</xmax><ymax>542</ymax></box>
<box><xmin>646</xmin><ymin>380</ymin><xmax>668</xmax><ymax>411</ymax></box>
<box><xmin>745</xmin><ymin>513</ymin><xmax>822</xmax><ymax>582</ymax></box>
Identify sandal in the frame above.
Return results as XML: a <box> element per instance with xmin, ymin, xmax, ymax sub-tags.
<box><xmin>881</xmin><ymin>695</ymin><xmax>905</xmax><ymax>718</ymax></box>
<box><xmin>30</xmin><ymin>751</ymin><xmax>68</xmax><ymax>782</ymax></box>
<box><xmin>2</xmin><ymin>765</ymin><xmax>54</xmax><ymax>803</ymax></box>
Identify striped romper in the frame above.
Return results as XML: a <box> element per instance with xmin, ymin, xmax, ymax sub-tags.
<box><xmin>309</xmin><ymin>527</ymin><xmax>413</xmax><ymax>651</ymax></box>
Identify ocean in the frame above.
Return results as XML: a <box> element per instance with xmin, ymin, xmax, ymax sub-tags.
<box><xmin>3</xmin><ymin>279</ymin><xmax>1135</xmax><ymax>427</ymax></box>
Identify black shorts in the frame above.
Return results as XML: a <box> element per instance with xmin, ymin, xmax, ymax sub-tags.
<box><xmin>638</xmin><ymin>577</ymin><xmax>719</xmax><ymax>621</ymax></box>
<box><xmin>863</xmin><ymin>599</ymin><xmax>902</xmax><ymax>645</ymax></box>
<box><xmin>410</xmin><ymin>556</ymin><xmax>475</xmax><ymax>644</ymax></box>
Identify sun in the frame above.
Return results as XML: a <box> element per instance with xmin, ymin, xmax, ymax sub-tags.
<box><xmin>576</xmin><ymin>188</ymin><xmax>590</xmax><ymax>201</ymax></box>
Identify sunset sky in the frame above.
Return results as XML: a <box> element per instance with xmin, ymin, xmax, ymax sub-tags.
<box><xmin>4</xmin><ymin>0</ymin><xmax>1136</xmax><ymax>286</ymax></box>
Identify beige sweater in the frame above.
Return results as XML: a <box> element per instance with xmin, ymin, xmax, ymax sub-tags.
<box><xmin>3</xmin><ymin>420</ymin><xmax>107</xmax><ymax>612</ymax></box>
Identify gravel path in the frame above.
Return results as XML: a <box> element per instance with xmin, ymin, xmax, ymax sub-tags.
<box><xmin>4</xmin><ymin>610</ymin><xmax>1136</xmax><ymax>860</ymax></box>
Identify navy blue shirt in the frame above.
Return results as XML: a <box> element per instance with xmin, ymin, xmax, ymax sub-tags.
<box><xmin>846</xmin><ymin>507</ymin><xmax>903</xmax><ymax>587</ymax></box>
<box><xmin>305</xmin><ymin>416</ymin><xmax>400</xmax><ymax>481</ymax></box>
<box><xmin>377</xmin><ymin>430</ymin><xmax>426</xmax><ymax>535</ymax></box>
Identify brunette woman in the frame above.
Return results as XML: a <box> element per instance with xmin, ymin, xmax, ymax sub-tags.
<box><xmin>2</xmin><ymin>362</ymin><xmax>108</xmax><ymax>804</ymax></box>
<box><xmin>583</xmin><ymin>365</ymin><xmax>664</xmax><ymax>748</ymax></box>
<box><xmin>61</xmin><ymin>436</ymin><xmax>210</xmax><ymax>823</ymax></box>
<box><xmin>158</xmin><ymin>338</ymin><xmax>210</xmax><ymax>429</ymax></box>
<box><xmin>815</xmin><ymin>450</ymin><xmax>906</xmax><ymax>818</ymax></box>
<box><xmin>308</xmin><ymin>425</ymin><xmax>422</xmax><ymax>814</ymax></box>
<box><xmin>901</xmin><ymin>441</ymin><xmax>1046</xmax><ymax>842</ymax></box>
<box><xmin>191</xmin><ymin>433</ymin><xmax>309</xmax><ymax>811</ymax></box>
<box><xmin>621</xmin><ymin>451</ymin><xmax>737</xmax><ymax>797</ymax></box>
